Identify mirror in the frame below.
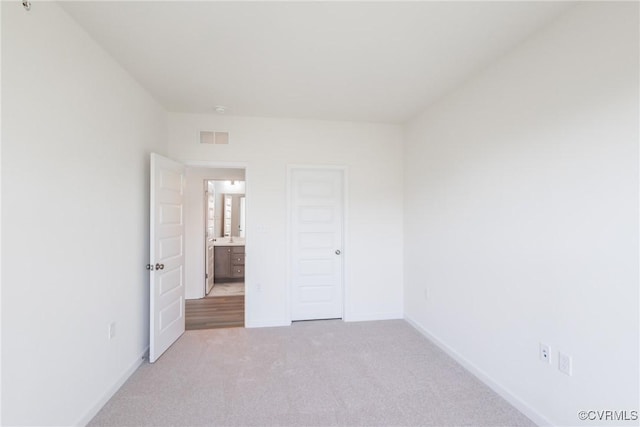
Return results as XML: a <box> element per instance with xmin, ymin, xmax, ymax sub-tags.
<box><xmin>206</xmin><ymin>180</ymin><xmax>246</xmax><ymax>239</ymax></box>
<box><xmin>222</xmin><ymin>193</ymin><xmax>245</xmax><ymax>237</ymax></box>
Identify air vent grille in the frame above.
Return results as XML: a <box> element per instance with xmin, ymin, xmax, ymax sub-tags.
<box><xmin>200</xmin><ymin>131</ymin><xmax>230</xmax><ymax>145</ymax></box>
<box><xmin>214</xmin><ymin>131</ymin><xmax>229</xmax><ymax>145</ymax></box>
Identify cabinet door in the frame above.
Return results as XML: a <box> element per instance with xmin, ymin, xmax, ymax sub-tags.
<box><xmin>214</xmin><ymin>246</ymin><xmax>232</xmax><ymax>280</ymax></box>
<box><xmin>232</xmin><ymin>246</ymin><xmax>245</xmax><ymax>266</ymax></box>
<box><xmin>231</xmin><ymin>265</ymin><xmax>245</xmax><ymax>278</ymax></box>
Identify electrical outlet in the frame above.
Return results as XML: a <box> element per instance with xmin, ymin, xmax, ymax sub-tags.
<box><xmin>539</xmin><ymin>343</ymin><xmax>551</xmax><ymax>364</ymax></box>
<box><xmin>559</xmin><ymin>352</ymin><xmax>572</xmax><ymax>376</ymax></box>
<box><xmin>108</xmin><ymin>322</ymin><xmax>116</xmax><ymax>340</ymax></box>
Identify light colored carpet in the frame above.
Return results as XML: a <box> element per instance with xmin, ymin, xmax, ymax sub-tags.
<box><xmin>209</xmin><ymin>282</ymin><xmax>245</xmax><ymax>297</ymax></box>
<box><xmin>89</xmin><ymin>320</ymin><xmax>535</xmax><ymax>427</ymax></box>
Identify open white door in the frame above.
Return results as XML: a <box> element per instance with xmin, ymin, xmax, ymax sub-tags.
<box><xmin>149</xmin><ymin>153</ymin><xmax>185</xmax><ymax>363</ymax></box>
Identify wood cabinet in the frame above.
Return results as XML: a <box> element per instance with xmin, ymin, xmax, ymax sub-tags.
<box><xmin>214</xmin><ymin>246</ymin><xmax>245</xmax><ymax>282</ymax></box>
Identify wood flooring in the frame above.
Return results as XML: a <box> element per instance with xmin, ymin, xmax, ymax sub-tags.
<box><xmin>185</xmin><ymin>295</ymin><xmax>244</xmax><ymax>330</ymax></box>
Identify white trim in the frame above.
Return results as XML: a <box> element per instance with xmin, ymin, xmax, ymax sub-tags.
<box><xmin>404</xmin><ymin>316</ymin><xmax>553</xmax><ymax>427</ymax></box>
<box><xmin>286</xmin><ymin>165</ymin><xmax>348</xmax><ymax>323</ymax></box>
<box><xmin>346</xmin><ymin>311</ymin><xmax>403</xmax><ymax>322</ymax></box>
<box><xmin>185</xmin><ymin>160</ymin><xmax>248</xmax><ymax>169</ymax></box>
<box><xmin>286</xmin><ymin>167</ymin><xmax>293</xmax><ymax>323</ymax></box>
<box><xmin>245</xmin><ymin>319</ymin><xmax>292</xmax><ymax>329</ymax></box>
<box><xmin>341</xmin><ymin>167</ymin><xmax>350</xmax><ymax>322</ymax></box>
<box><xmin>75</xmin><ymin>347</ymin><xmax>148</xmax><ymax>427</ymax></box>
<box><xmin>0</xmin><ymin>4</ymin><xmax>3</xmax><ymax>420</ymax></box>
<box><xmin>203</xmin><ymin>179</ymin><xmax>210</xmax><ymax>296</ymax></box>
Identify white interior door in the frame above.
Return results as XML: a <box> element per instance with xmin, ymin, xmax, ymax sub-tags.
<box><xmin>290</xmin><ymin>168</ymin><xmax>344</xmax><ymax>321</ymax></box>
<box><xmin>149</xmin><ymin>153</ymin><xmax>185</xmax><ymax>363</ymax></box>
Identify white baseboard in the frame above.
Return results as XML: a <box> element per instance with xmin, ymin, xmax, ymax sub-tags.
<box><xmin>246</xmin><ymin>313</ymin><xmax>404</xmax><ymax>327</ymax></box>
<box><xmin>404</xmin><ymin>316</ymin><xmax>553</xmax><ymax>427</ymax></box>
<box><xmin>245</xmin><ymin>319</ymin><xmax>291</xmax><ymax>328</ymax></box>
<box><xmin>245</xmin><ymin>312</ymin><xmax>404</xmax><ymax>326</ymax></box>
<box><xmin>345</xmin><ymin>311</ymin><xmax>403</xmax><ymax>322</ymax></box>
<box><xmin>75</xmin><ymin>346</ymin><xmax>148</xmax><ymax>427</ymax></box>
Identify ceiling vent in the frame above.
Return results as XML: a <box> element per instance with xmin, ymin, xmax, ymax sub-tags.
<box><xmin>200</xmin><ymin>131</ymin><xmax>230</xmax><ymax>145</ymax></box>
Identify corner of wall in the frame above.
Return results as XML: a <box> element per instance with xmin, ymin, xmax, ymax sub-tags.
<box><xmin>404</xmin><ymin>315</ymin><xmax>552</xmax><ymax>427</ymax></box>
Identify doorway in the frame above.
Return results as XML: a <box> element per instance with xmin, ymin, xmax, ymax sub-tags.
<box><xmin>205</xmin><ymin>179</ymin><xmax>246</xmax><ymax>298</ymax></box>
<box><xmin>184</xmin><ymin>167</ymin><xmax>247</xmax><ymax>330</ymax></box>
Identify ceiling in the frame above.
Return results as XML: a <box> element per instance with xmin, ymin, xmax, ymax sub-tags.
<box><xmin>61</xmin><ymin>1</ymin><xmax>573</xmax><ymax>124</ymax></box>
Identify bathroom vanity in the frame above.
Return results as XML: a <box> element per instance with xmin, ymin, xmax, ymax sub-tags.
<box><xmin>213</xmin><ymin>243</ymin><xmax>245</xmax><ymax>282</ymax></box>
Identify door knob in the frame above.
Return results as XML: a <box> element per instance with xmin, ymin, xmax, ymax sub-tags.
<box><xmin>155</xmin><ymin>263</ymin><xmax>165</xmax><ymax>270</ymax></box>
<box><xmin>335</xmin><ymin>250</ymin><xmax>341</xmax><ymax>255</ymax></box>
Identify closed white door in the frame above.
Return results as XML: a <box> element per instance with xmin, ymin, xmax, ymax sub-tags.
<box><xmin>290</xmin><ymin>168</ymin><xmax>344</xmax><ymax>321</ymax></box>
<box><xmin>149</xmin><ymin>153</ymin><xmax>185</xmax><ymax>363</ymax></box>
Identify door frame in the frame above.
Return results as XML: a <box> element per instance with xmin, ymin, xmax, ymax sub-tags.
<box><xmin>204</xmin><ymin>180</ymin><xmax>215</xmax><ymax>295</ymax></box>
<box><xmin>286</xmin><ymin>165</ymin><xmax>349</xmax><ymax>323</ymax></box>
<box><xmin>185</xmin><ymin>160</ymin><xmax>249</xmax><ymax>326</ymax></box>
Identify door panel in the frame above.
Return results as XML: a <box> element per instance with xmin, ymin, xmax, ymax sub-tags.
<box><xmin>150</xmin><ymin>153</ymin><xmax>185</xmax><ymax>363</ymax></box>
<box><xmin>290</xmin><ymin>168</ymin><xmax>344</xmax><ymax>321</ymax></box>
<box><xmin>159</xmin><ymin>267</ymin><xmax>182</xmax><ymax>295</ymax></box>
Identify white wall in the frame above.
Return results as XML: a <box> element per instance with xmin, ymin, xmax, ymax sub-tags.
<box><xmin>2</xmin><ymin>3</ymin><xmax>167</xmax><ymax>426</ymax></box>
<box><xmin>169</xmin><ymin>115</ymin><xmax>404</xmax><ymax>327</ymax></box>
<box><xmin>0</xmin><ymin>2</ymin><xmax>4</xmax><ymax>423</ymax></box>
<box><xmin>184</xmin><ymin>167</ymin><xmax>245</xmax><ymax>299</ymax></box>
<box><xmin>404</xmin><ymin>3</ymin><xmax>638</xmax><ymax>426</ymax></box>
